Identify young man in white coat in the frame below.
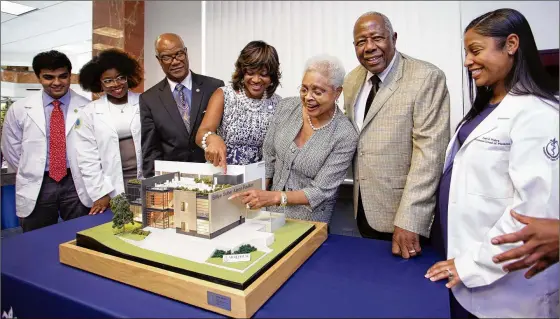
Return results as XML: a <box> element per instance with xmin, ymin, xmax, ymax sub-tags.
<box><xmin>1</xmin><ymin>51</ymin><xmax>92</xmax><ymax>232</ymax></box>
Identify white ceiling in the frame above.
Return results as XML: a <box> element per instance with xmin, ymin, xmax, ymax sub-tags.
<box><xmin>1</xmin><ymin>1</ymin><xmax>58</xmax><ymax>22</ymax></box>
<box><xmin>1</xmin><ymin>1</ymin><xmax>92</xmax><ymax>69</ymax></box>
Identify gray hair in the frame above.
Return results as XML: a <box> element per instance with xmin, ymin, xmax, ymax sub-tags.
<box><xmin>303</xmin><ymin>54</ymin><xmax>346</xmax><ymax>89</ymax></box>
<box><xmin>358</xmin><ymin>11</ymin><xmax>394</xmax><ymax>35</ymax></box>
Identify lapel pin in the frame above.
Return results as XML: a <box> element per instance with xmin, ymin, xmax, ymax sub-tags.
<box><xmin>196</xmin><ymin>88</ymin><xmax>200</xmax><ymax>93</ymax></box>
<box><xmin>74</xmin><ymin>109</ymin><xmax>78</xmax><ymax>113</ymax></box>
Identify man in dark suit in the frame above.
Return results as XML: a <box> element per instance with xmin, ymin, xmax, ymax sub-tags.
<box><xmin>140</xmin><ymin>33</ymin><xmax>224</xmax><ymax>177</ymax></box>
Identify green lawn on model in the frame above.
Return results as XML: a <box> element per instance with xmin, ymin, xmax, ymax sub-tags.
<box><xmin>78</xmin><ymin>220</ymin><xmax>313</xmax><ymax>284</ymax></box>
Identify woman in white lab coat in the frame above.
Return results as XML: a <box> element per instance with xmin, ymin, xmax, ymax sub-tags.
<box><xmin>73</xmin><ymin>49</ymin><xmax>143</xmax><ymax>214</ymax></box>
<box><xmin>426</xmin><ymin>8</ymin><xmax>559</xmax><ymax>318</ymax></box>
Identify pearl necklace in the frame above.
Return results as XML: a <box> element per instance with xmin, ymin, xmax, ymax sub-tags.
<box><xmin>307</xmin><ymin>106</ymin><xmax>337</xmax><ymax>131</ymax></box>
<box><xmin>237</xmin><ymin>86</ymin><xmax>269</xmax><ymax>112</ymax></box>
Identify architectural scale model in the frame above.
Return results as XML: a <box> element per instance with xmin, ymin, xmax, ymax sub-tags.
<box><xmin>125</xmin><ymin>161</ymin><xmax>285</xmax><ymax>239</ymax></box>
<box><xmin>60</xmin><ymin>160</ymin><xmax>327</xmax><ymax>318</ymax></box>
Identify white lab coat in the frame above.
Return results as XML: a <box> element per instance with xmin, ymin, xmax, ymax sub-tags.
<box><xmin>445</xmin><ymin>93</ymin><xmax>559</xmax><ymax>318</ymax></box>
<box><xmin>0</xmin><ymin>89</ymin><xmax>92</xmax><ymax>218</ymax></box>
<box><xmin>72</xmin><ymin>91</ymin><xmax>142</xmax><ymax>205</ymax></box>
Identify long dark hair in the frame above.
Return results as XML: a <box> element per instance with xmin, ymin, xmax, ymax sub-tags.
<box><xmin>462</xmin><ymin>8</ymin><xmax>558</xmax><ymax>125</ymax></box>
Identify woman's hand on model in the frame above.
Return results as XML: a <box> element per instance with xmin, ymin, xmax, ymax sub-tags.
<box><xmin>204</xmin><ymin>134</ymin><xmax>227</xmax><ymax>173</ymax></box>
<box><xmin>229</xmin><ymin>190</ymin><xmax>281</xmax><ymax>210</ymax></box>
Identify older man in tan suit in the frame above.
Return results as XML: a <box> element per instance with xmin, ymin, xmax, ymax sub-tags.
<box><xmin>343</xmin><ymin>12</ymin><xmax>450</xmax><ymax>259</ymax></box>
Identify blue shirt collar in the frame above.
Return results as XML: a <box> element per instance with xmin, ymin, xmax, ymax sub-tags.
<box><xmin>43</xmin><ymin>90</ymin><xmax>71</xmax><ymax>108</ymax></box>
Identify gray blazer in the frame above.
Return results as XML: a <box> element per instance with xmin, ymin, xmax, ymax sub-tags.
<box><xmin>263</xmin><ymin>97</ymin><xmax>358</xmax><ymax>224</ymax></box>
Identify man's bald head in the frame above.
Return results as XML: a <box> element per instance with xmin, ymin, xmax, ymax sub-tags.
<box><xmin>154</xmin><ymin>33</ymin><xmax>185</xmax><ymax>54</ymax></box>
<box><xmin>154</xmin><ymin>33</ymin><xmax>190</xmax><ymax>83</ymax></box>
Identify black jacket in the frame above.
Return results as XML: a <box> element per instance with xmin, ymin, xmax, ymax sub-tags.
<box><xmin>140</xmin><ymin>71</ymin><xmax>224</xmax><ymax>177</ymax></box>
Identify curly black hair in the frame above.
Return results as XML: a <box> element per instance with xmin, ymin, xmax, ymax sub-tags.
<box><xmin>231</xmin><ymin>41</ymin><xmax>281</xmax><ymax>96</ymax></box>
<box><xmin>79</xmin><ymin>49</ymin><xmax>143</xmax><ymax>93</ymax></box>
<box><xmin>32</xmin><ymin>50</ymin><xmax>72</xmax><ymax>77</ymax></box>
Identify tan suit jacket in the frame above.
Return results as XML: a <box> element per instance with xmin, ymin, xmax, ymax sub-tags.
<box><xmin>343</xmin><ymin>52</ymin><xmax>450</xmax><ymax>237</ymax></box>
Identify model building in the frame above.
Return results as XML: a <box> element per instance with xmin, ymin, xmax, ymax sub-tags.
<box><xmin>125</xmin><ymin>171</ymin><xmax>262</xmax><ymax>239</ymax></box>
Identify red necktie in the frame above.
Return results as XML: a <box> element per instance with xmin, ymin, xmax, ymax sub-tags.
<box><xmin>49</xmin><ymin>100</ymin><xmax>66</xmax><ymax>182</ymax></box>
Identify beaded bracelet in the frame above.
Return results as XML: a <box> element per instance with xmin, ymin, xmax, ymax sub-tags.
<box><xmin>201</xmin><ymin>131</ymin><xmax>214</xmax><ymax>150</ymax></box>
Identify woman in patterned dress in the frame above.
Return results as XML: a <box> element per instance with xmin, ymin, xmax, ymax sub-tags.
<box><xmin>195</xmin><ymin>41</ymin><xmax>282</xmax><ymax>171</ymax></box>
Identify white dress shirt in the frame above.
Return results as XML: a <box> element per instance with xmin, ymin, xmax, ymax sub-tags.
<box><xmin>354</xmin><ymin>52</ymin><xmax>398</xmax><ymax>131</ymax></box>
<box><xmin>167</xmin><ymin>71</ymin><xmax>192</xmax><ymax>93</ymax></box>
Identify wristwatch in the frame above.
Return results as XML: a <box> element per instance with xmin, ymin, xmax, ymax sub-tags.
<box><xmin>280</xmin><ymin>191</ymin><xmax>288</xmax><ymax>207</ymax></box>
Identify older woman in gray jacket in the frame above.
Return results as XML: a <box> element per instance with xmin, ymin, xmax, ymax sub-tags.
<box><xmin>231</xmin><ymin>55</ymin><xmax>358</xmax><ymax>224</ymax></box>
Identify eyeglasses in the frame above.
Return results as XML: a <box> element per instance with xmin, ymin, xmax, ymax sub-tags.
<box><xmin>298</xmin><ymin>85</ymin><xmax>327</xmax><ymax>99</ymax></box>
<box><xmin>158</xmin><ymin>48</ymin><xmax>187</xmax><ymax>64</ymax></box>
<box><xmin>101</xmin><ymin>75</ymin><xmax>127</xmax><ymax>87</ymax></box>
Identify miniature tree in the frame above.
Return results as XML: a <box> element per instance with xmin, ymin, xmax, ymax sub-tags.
<box><xmin>211</xmin><ymin>250</ymin><xmax>227</xmax><ymax>258</ymax></box>
<box><xmin>235</xmin><ymin>244</ymin><xmax>257</xmax><ymax>254</ymax></box>
<box><xmin>110</xmin><ymin>193</ymin><xmax>134</xmax><ymax>234</ymax></box>
<box><xmin>211</xmin><ymin>244</ymin><xmax>257</xmax><ymax>258</ymax></box>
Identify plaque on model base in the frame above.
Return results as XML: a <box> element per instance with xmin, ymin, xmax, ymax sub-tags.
<box><xmin>59</xmin><ymin>219</ymin><xmax>327</xmax><ymax>318</ymax></box>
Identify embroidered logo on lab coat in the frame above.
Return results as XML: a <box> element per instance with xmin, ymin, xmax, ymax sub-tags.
<box><xmin>543</xmin><ymin>138</ymin><xmax>559</xmax><ymax>161</ymax></box>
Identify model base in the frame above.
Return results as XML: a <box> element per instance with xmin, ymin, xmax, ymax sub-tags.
<box><xmin>59</xmin><ymin>219</ymin><xmax>327</xmax><ymax>318</ymax></box>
